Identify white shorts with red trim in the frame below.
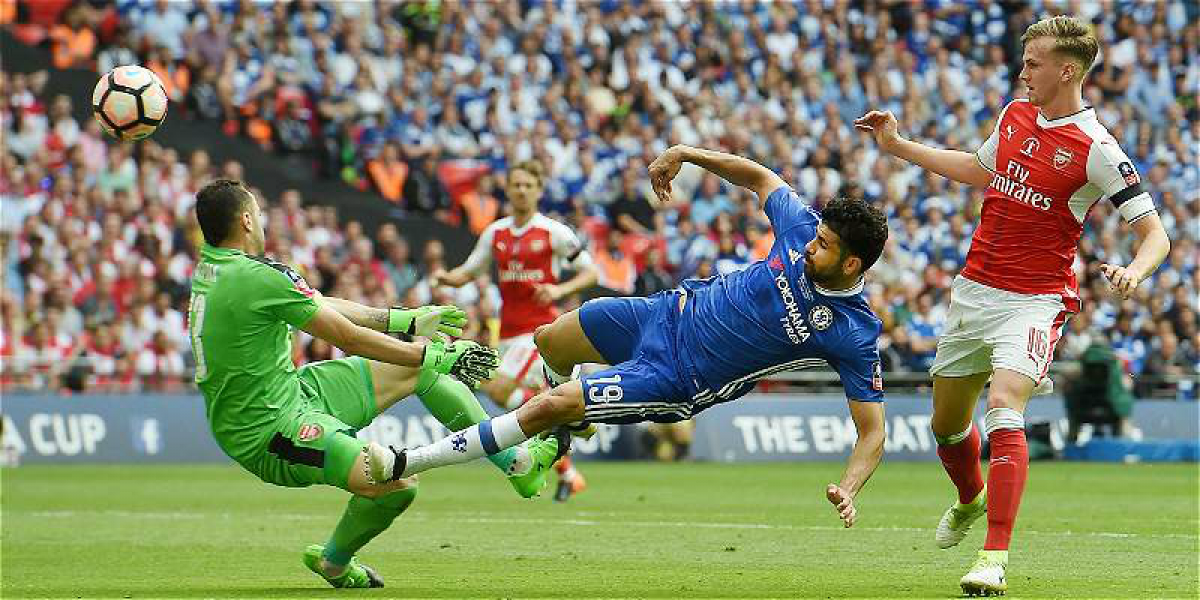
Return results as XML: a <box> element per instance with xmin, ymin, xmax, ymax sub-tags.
<box><xmin>495</xmin><ymin>333</ymin><xmax>545</xmax><ymax>388</ymax></box>
<box><xmin>929</xmin><ymin>276</ymin><xmax>1072</xmax><ymax>392</ymax></box>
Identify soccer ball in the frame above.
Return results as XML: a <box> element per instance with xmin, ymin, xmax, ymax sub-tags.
<box><xmin>91</xmin><ymin>65</ymin><xmax>168</xmax><ymax>141</ymax></box>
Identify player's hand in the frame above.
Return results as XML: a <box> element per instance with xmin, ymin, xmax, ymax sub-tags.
<box><xmin>389</xmin><ymin>305</ymin><xmax>467</xmax><ymax>339</ymax></box>
<box><xmin>826</xmin><ymin>484</ymin><xmax>857</xmax><ymax>528</ymax></box>
<box><xmin>648</xmin><ymin>145</ymin><xmax>686</xmax><ymax>205</ymax></box>
<box><xmin>533</xmin><ymin>283</ymin><xmax>562</xmax><ymax>305</ymax></box>
<box><xmin>423</xmin><ymin>339</ymin><xmax>499</xmax><ymax>388</ymax></box>
<box><xmin>1100</xmin><ymin>263</ymin><xmax>1142</xmax><ymax>299</ymax></box>
<box><xmin>853</xmin><ymin>110</ymin><xmax>901</xmax><ymax>152</ymax></box>
<box><xmin>430</xmin><ymin>269</ymin><xmax>449</xmax><ymax>287</ymax></box>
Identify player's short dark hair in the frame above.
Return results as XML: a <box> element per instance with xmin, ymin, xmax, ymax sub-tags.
<box><xmin>821</xmin><ymin>197</ymin><xmax>888</xmax><ymax>273</ymax></box>
<box><xmin>195</xmin><ymin>179</ymin><xmax>253</xmax><ymax>246</ymax></box>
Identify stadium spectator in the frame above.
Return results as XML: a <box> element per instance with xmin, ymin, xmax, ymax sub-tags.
<box><xmin>3</xmin><ymin>2</ymin><xmax>1198</xmax><ymax>396</ymax></box>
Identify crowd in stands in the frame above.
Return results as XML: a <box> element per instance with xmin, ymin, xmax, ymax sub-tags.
<box><xmin>2</xmin><ymin>0</ymin><xmax>1197</xmax><ymax>399</ymax></box>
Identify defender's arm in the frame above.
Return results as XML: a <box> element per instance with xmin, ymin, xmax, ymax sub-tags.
<box><xmin>1101</xmin><ymin>212</ymin><xmax>1170</xmax><ymax>299</ymax></box>
<box><xmin>855</xmin><ymin>110</ymin><xmax>992</xmax><ymax>187</ymax></box>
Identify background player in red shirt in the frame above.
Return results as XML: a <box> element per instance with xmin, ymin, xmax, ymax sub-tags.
<box><xmin>434</xmin><ymin>160</ymin><xmax>597</xmax><ymax>501</ymax></box>
<box><xmin>856</xmin><ymin>16</ymin><xmax>1170</xmax><ymax>596</ymax></box>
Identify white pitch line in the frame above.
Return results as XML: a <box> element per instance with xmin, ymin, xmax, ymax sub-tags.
<box><xmin>24</xmin><ymin>509</ymin><xmax>1196</xmax><ymax>541</ymax></box>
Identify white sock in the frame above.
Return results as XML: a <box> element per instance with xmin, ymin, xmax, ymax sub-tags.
<box><xmin>401</xmin><ymin>413</ymin><xmax>530</xmax><ymax>477</ymax></box>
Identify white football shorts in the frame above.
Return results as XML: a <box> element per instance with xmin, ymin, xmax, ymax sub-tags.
<box><xmin>929</xmin><ymin>275</ymin><xmax>1073</xmax><ymax>389</ymax></box>
<box><xmin>495</xmin><ymin>333</ymin><xmax>545</xmax><ymax>388</ymax></box>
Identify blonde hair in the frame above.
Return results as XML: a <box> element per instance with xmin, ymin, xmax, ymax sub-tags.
<box><xmin>1021</xmin><ymin>16</ymin><xmax>1099</xmax><ymax>81</ymax></box>
<box><xmin>508</xmin><ymin>160</ymin><xmax>546</xmax><ymax>187</ymax></box>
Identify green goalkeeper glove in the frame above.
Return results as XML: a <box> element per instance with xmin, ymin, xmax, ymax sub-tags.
<box><xmin>388</xmin><ymin>305</ymin><xmax>467</xmax><ymax>339</ymax></box>
<box><xmin>422</xmin><ymin>339</ymin><xmax>500</xmax><ymax>389</ymax></box>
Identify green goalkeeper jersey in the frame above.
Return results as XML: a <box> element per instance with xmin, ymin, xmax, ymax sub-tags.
<box><xmin>187</xmin><ymin>244</ymin><xmax>320</xmax><ymax>467</ymax></box>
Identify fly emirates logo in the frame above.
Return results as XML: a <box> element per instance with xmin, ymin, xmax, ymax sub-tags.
<box><xmin>774</xmin><ymin>271</ymin><xmax>811</xmax><ymax>344</ymax></box>
<box><xmin>990</xmin><ymin>159</ymin><xmax>1052</xmax><ymax>211</ymax></box>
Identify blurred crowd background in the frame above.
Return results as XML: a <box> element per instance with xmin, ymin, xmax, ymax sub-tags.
<box><xmin>2</xmin><ymin>0</ymin><xmax>1197</xmax><ymax>400</ymax></box>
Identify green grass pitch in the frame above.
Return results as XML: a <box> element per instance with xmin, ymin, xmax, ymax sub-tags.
<box><xmin>2</xmin><ymin>461</ymin><xmax>1196</xmax><ymax>598</ymax></box>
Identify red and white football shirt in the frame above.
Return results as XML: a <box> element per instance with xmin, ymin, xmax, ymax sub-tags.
<box><xmin>462</xmin><ymin>213</ymin><xmax>593</xmax><ymax>338</ymax></box>
<box><xmin>967</xmin><ymin>99</ymin><xmax>1157</xmax><ymax>307</ymax></box>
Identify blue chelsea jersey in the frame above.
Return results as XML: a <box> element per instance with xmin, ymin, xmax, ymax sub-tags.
<box><xmin>677</xmin><ymin>186</ymin><xmax>885</xmax><ymax>405</ymax></box>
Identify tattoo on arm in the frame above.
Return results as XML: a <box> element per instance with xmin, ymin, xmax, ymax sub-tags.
<box><xmin>368</xmin><ymin>308</ymin><xmax>389</xmax><ymax>329</ymax></box>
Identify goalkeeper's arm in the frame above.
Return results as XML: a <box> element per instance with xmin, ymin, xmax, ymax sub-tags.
<box><xmin>316</xmin><ymin>295</ymin><xmax>466</xmax><ymax>338</ymax></box>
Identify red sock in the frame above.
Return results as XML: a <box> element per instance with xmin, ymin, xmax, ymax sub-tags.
<box><xmin>984</xmin><ymin>428</ymin><xmax>1029</xmax><ymax>550</ymax></box>
<box><xmin>555</xmin><ymin>454</ymin><xmax>572</xmax><ymax>475</ymax></box>
<box><xmin>936</xmin><ymin>425</ymin><xmax>984</xmax><ymax>505</ymax></box>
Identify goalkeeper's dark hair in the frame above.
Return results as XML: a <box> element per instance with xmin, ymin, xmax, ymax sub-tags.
<box><xmin>195</xmin><ymin>179</ymin><xmax>253</xmax><ymax>246</ymax></box>
<box><xmin>821</xmin><ymin>196</ymin><xmax>888</xmax><ymax>273</ymax></box>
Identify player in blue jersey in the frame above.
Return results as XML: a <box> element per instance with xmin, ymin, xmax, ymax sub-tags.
<box><xmin>365</xmin><ymin>146</ymin><xmax>889</xmax><ymax>527</ymax></box>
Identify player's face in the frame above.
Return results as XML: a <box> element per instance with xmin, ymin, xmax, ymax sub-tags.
<box><xmin>804</xmin><ymin>224</ymin><xmax>852</xmax><ymax>285</ymax></box>
<box><xmin>1019</xmin><ymin>37</ymin><xmax>1073</xmax><ymax>107</ymax></box>
<box><xmin>506</xmin><ymin>169</ymin><xmax>542</xmax><ymax>214</ymax></box>
<box><xmin>244</xmin><ymin>194</ymin><xmax>266</xmax><ymax>256</ymax></box>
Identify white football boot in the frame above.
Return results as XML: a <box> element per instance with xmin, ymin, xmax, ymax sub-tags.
<box><xmin>960</xmin><ymin>550</ymin><xmax>1008</xmax><ymax>596</ymax></box>
<box><xmin>936</xmin><ymin>486</ymin><xmax>987</xmax><ymax>549</ymax></box>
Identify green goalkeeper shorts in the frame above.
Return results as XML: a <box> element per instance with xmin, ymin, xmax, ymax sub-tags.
<box><xmin>254</xmin><ymin>357</ymin><xmax>379</xmax><ymax>491</ymax></box>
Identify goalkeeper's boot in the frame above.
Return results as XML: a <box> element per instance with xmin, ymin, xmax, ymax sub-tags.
<box><xmin>936</xmin><ymin>486</ymin><xmax>987</xmax><ymax>549</ymax></box>
<box><xmin>303</xmin><ymin>544</ymin><xmax>384</xmax><ymax>589</ymax></box>
<box><xmin>505</xmin><ymin>436</ymin><xmax>562</xmax><ymax>499</ymax></box>
<box><xmin>960</xmin><ymin>550</ymin><xmax>1008</xmax><ymax>597</ymax></box>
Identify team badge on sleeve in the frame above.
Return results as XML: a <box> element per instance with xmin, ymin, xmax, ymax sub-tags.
<box><xmin>1118</xmin><ymin>162</ymin><xmax>1140</xmax><ymax>186</ymax></box>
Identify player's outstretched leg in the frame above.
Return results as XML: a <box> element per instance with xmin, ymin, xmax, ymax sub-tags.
<box><xmin>306</xmin><ymin>457</ymin><xmax>419</xmax><ymax>589</ymax></box>
<box><xmin>931</xmin><ymin>374</ymin><xmax>989</xmax><ymax>549</ymax></box>
<box><xmin>415</xmin><ymin>370</ymin><xmax>558</xmax><ymax>498</ymax></box>
<box><xmin>374</xmin><ymin>382</ymin><xmax>583</xmax><ymax>480</ymax></box>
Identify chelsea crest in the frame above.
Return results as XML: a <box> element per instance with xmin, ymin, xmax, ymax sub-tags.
<box><xmin>809</xmin><ymin>305</ymin><xmax>833</xmax><ymax>331</ymax></box>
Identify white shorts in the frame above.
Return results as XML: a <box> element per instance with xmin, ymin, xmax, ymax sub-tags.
<box><xmin>929</xmin><ymin>276</ymin><xmax>1072</xmax><ymax>387</ymax></box>
<box><xmin>495</xmin><ymin>333</ymin><xmax>545</xmax><ymax>388</ymax></box>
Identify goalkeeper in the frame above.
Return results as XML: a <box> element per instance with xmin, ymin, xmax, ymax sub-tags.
<box><xmin>187</xmin><ymin>180</ymin><xmax>562</xmax><ymax>589</ymax></box>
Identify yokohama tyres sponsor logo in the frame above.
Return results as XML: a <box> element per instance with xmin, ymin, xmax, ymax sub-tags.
<box><xmin>775</xmin><ymin>271</ymin><xmax>811</xmax><ymax>345</ymax></box>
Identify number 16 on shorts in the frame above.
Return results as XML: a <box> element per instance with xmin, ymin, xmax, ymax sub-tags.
<box><xmin>588</xmin><ymin>375</ymin><xmax>623</xmax><ymax>404</ymax></box>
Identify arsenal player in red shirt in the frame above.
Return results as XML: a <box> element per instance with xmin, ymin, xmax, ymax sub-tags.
<box><xmin>856</xmin><ymin>15</ymin><xmax>1170</xmax><ymax>596</ymax></box>
<box><xmin>435</xmin><ymin>160</ymin><xmax>598</xmax><ymax>501</ymax></box>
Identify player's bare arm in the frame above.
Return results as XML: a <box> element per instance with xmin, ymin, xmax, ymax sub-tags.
<box><xmin>302</xmin><ymin>304</ymin><xmax>498</xmax><ymax>388</ymax></box>
<box><xmin>317</xmin><ymin>294</ymin><xmax>467</xmax><ymax>338</ymax></box>
<box><xmin>649</xmin><ymin>145</ymin><xmax>787</xmax><ymax>210</ymax></box>
<box><xmin>534</xmin><ymin>260</ymin><xmax>598</xmax><ymax>305</ymax></box>
<box><xmin>854</xmin><ymin>110</ymin><xmax>992</xmax><ymax>188</ymax></box>
<box><xmin>302</xmin><ymin>304</ymin><xmax>426</xmax><ymax>367</ymax></box>
<box><xmin>1101</xmin><ymin>212</ymin><xmax>1170</xmax><ymax>299</ymax></box>
<box><xmin>826</xmin><ymin>400</ymin><xmax>886</xmax><ymax>528</ymax></box>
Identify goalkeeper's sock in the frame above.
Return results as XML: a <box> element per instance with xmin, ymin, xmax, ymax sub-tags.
<box><xmin>416</xmin><ymin>372</ymin><xmax>522</xmax><ymax>474</ymax></box>
<box><xmin>323</xmin><ymin>486</ymin><xmax>418</xmax><ymax>569</ymax></box>
<box><xmin>935</xmin><ymin>424</ymin><xmax>984</xmax><ymax>505</ymax></box>
<box><xmin>401</xmin><ymin>413</ymin><xmax>530</xmax><ymax>477</ymax></box>
<box><xmin>983</xmin><ymin>409</ymin><xmax>1028</xmax><ymax>550</ymax></box>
